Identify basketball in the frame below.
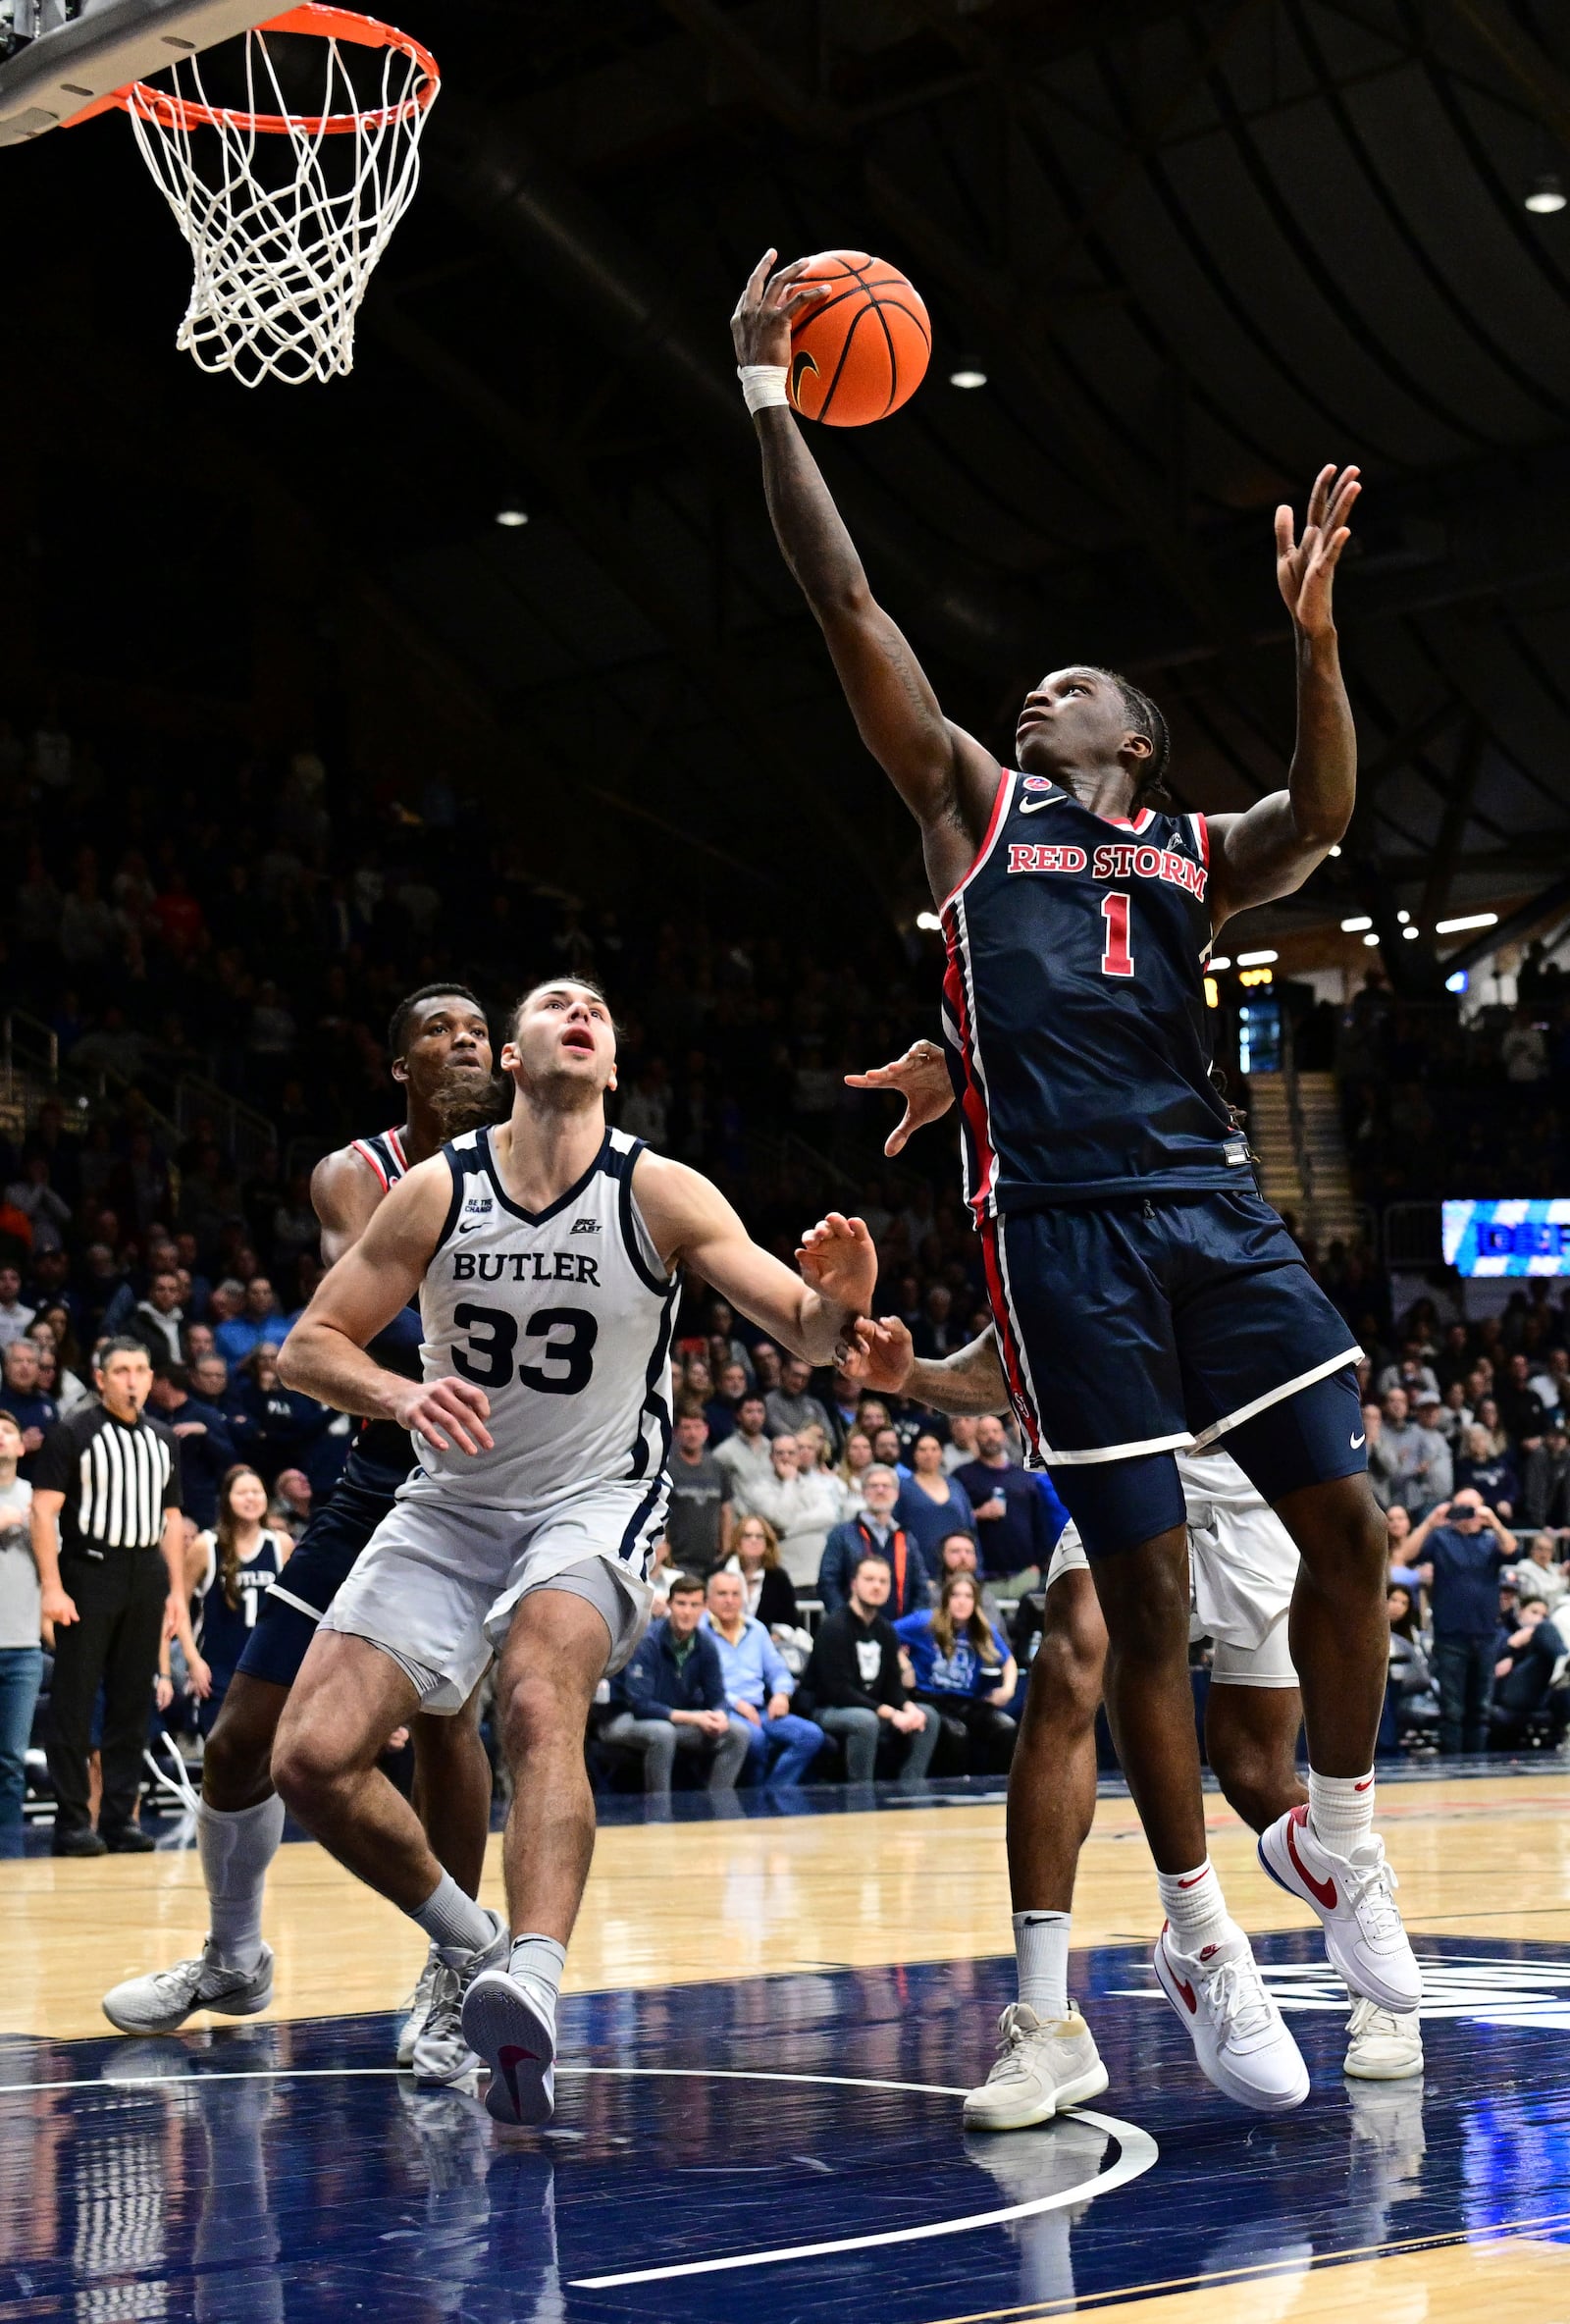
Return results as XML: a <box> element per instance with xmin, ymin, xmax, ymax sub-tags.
<box><xmin>787</xmin><ymin>249</ymin><xmax>931</xmax><ymax>426</ymax></box>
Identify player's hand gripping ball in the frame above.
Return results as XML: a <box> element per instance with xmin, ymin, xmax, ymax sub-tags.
<box><xmin>786</xmin><ymin>250</ymin><xmax>931</xmax><ymax>426</ymax></box>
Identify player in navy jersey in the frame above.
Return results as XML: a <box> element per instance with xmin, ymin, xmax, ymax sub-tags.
<box><xmin>104</xmin><ymin>985</ymin><xmax>501</xmax><ymax>2057</ymax></box>
<box><xmin>737</xmin><ymin>251</ymin><xmax>1417</xmax><ymax>2112</ymax></box>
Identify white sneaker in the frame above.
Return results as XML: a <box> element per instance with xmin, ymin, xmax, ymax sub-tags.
<box><xmin>413</xmin><ymin>1911</ymin><xmax>508</xmax><ymax>2090</ymax></box>
<box><xmin>1258</xmin><ymin>1806</ymin><xmax>1421</xmax><ymax>2014</ymax></box>
<box><xmin>397</xmin><ymin>1945</ymin><xmax>442</xmax><ymax>2069</ymax></box>
<box><xmin>102</xmin><ymin>1939</ymin><xmax>274</xmax><ymax>2034</ymax></box>
<box><xmin>1344</xmin><ymin>1995</ymin><xmax>1424</xmax><ymax>2081</ymax></box>
<box><xmin>963</xmin><ymin>2003</ymin><xmax>1109</xmax><ymax>2130</ymax></box>
<box><xmin>462</xmin><ymin>1966</ymin><xmax>558</xmax><ymax>2128</ymax></box>
<box><xmin>1153</xmin><ymin>1923</ymin><xmax>1309</xmax><ymax>2113</ymax></box>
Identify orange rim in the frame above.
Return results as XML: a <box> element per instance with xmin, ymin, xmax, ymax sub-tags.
<box><xmin>108</xmin><ymin>4</ymin><xmax>439</xmax><ymax>136</ymax></box>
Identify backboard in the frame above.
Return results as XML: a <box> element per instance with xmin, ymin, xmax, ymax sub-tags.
<box><xmin>0</xmin><ymin>0</ymin><xmax>281</xmax><ymax>146</ymax></box>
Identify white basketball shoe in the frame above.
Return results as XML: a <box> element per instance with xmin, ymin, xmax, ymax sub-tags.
<box><xmin>1258</xmin><ymin>1805</ymin><xmax>1421</xmax><ymax>2014</ymax></box>
<box><xmin>397</xmin><ymin>1945</ymin><xmax>442</xmax><ymax>2069</ymax></box>
<box><xmin>1153</xmin><ymin>1923</ymin><xmax>1309</xmax><ymax>2112</ymax></box>
<box><xmin>963</xmin><ymin>2003</ymin><xmax>1109</xmax><ymax>2130</ymax></box>
<box><xmin>413</xmin><ymin>1910</ymin><xmax>509</xmax><ymax>2091</ymax></box>
<box><xmin>462</xmin><ymin>1965</ymin><xmax>558</xmax><ymax>2128</ymax></box>
<box><xmin>1344</xmin><ymin>1995</ymin><xmax>1424</xmax><ymax>2081</ymax></box>
<box><xmin>102</xmin><ymin>1940</ymin><xmax>274</xmax><ymax>2034</ymax></box>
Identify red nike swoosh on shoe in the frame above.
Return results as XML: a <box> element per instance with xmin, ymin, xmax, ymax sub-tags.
<box><xmin>1285</xmin><ymin>1808</ymin><xmax>1338</xmax><ymax>1910</ymax></box>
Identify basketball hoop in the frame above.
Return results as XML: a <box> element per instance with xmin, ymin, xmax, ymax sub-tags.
<box><xmin>96</xmin><ymin>4</ymin><xmax>438</xmax><ymax>386</ymax></box>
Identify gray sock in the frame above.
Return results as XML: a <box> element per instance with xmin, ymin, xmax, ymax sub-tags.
<box><xmin>508</xmin><ymin>1932</ymin><xmax>566</xmax><ymax>2023</ymax></box>
<box><xmin>411</xmin><ymin>1871</ymin><xmax>494</xmax><ymax>1956</ymax></box>
<box><xmin>198</xmin><ymin>1794</ymin><xmax>286</xmax><ymax>1973</ymax></box>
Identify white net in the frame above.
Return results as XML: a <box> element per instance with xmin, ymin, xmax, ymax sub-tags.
<box><xmin>121</xmin><ymin>6</ymin><xmax>438</xmax><ymax>388</ymax></box>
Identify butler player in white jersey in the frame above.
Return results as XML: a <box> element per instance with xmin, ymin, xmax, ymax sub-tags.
<box><xmin>275</xmin><ymin>979</ymin><xmax>875</xmax><ymax>2125</ymax></box>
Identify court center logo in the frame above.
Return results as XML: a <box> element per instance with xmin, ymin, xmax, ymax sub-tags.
<box><xmin>1114</xmin><ymin>1955</ymin><xmax>1570</xmax><ymax>2030</ymax></box>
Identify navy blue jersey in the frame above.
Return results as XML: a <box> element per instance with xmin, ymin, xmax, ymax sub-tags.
<box><xmin>349</xmin><ymin>1126</ymin><xmax>424</xmax><ymax>1469</ymax></box>
<box><xmin>940</xmin><ymin>774</ymin><xmax>1248</xmax><ymax>1211</ymax></box>
<box><xmin>197</xmin><ymin>1531</ymin><xmax>285</xmax><ymax>1675</ymax></box>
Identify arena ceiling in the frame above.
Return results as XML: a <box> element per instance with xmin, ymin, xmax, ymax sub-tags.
<box><xmin>12</xmin><ymin>0</ymin><xmax>1570</xmax><ymax>978</ymax></box>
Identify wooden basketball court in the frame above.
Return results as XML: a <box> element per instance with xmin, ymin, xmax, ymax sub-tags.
<box><xmin>5</xmin><ymin>1765</ymin><xmax>1568</xmax><ymax>2320</ymax></box>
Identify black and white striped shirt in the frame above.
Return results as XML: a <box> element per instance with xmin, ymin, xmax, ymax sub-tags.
<box><xmin>31</xmin><ymin>1404</ymin><xmax>183</xmax><ymax>1553</ymax></box>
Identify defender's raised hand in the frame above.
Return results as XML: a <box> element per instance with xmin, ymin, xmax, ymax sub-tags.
<box><xmin>1276</xmin><ymin>463</ymin><xmax>1360</xmax><ymax>639</ymax></box>
<box><xmin>731</xmin><ymin>248</ymin><xmax>832</xmax><ymax>371</ymax></box>
<box><xmin>844</xmin><ymin>1038</ymin><xmax>955</xmax><ymax>1156</ymax></box>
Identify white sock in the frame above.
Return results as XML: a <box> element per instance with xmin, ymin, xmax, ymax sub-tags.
<box><xmin>412</xmin><ymin>1871</ymin><xmax>495</xmax><ymax>1957</ymax></box>
<box><xmin>509</xmin><ymin>1932</ymin><xmax>566</xmax><ymax>2026</ymax></box>
<box><xmin>1156</xmin><ymin>1859</ymin><xmax>1230</xmax><ymax>1957</ymax></box>
<box><xmin>1013</xmin><ymin>1910</ymin><xmax>1071</xmax><ymax>2022</ymax></box>
<box><xmin>198</xmin><ymin>1795</ymin><xmax>286</xmax><ymax>1973</ymax></box>
<box><xmin>1308</xmin><ymin>1769</ymin><xmax>1376</xmax><ymax>1856</ymax></box>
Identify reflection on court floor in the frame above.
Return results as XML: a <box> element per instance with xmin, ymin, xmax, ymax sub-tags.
<box><xmin>3</xmin><ymin>1932</ymin><xmax>1568</xmax><ymax>2323</ymax></box>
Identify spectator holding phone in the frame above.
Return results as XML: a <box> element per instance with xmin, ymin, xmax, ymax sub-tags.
<box><xmin>1409</xmin><ymin>1491</ymin><xmax>1517</xmax><ymax>1755</ymax></box>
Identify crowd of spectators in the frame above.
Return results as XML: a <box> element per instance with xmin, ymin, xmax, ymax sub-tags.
<box><xmin>3</xmin><ymin>699</ymin><xmax>1567</xmax><ymax>1829</ymax></box>
<box><xmin>1367</xmin><ymin>1288</ymin><xmax>1570</xmax><ymax>1754</ymax></box>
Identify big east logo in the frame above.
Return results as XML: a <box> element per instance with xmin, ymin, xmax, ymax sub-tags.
<box><xmin>1007</xmin><ymin>838</ymin><xmax>1207</xmax><ymax>901</ymax></box>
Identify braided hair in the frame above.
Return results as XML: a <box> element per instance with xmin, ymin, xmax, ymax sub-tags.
<box><xmin>1088</xmin><ymin>668</ymin><xmax>1173</xmax><ymax>810</ymax></box>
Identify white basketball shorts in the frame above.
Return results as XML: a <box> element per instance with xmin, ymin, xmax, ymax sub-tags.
<box><xmin>317</xmin><ymin>1480</ymin><xmax>662</xmax><ymax>1713</ymax></box>
<box><xmin>1045</xmin><ymin>1490</ymin><xmax>1299</xmax><ymax>1691</ymax></box>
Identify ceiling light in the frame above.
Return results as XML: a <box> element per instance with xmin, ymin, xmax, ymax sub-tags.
<box><xmin>1526</xmin><ymin>175</ymin><xmax>1566</xmax><ymax>215</ymax></box>
<box><xmin>1328</xmin><ymin>844</ymin><xmax>1341</xmax><ymax>858</ymax></box>
<box><xmin>948</xmin><ymin>367</ymin><xmax>987</xmax><ymax>390</ymax></box>
<box><xmin>1340</xmin><ymin>916</ymin><xmax>1372</xmax><ymax>932</ymax></box>
<box><xmin>1403</xmin><ymin>925</ymin><xmax>1419</xmax><ymax>940</ymax></box>
<box><xmin>1396</xmin><ymin>910</ymin><xmax>1410</xmax><ymax>924</ymax></box>
<box><xmin>1363</xmin><ymin>931</ymin><xmax>1381</xmax><ymax>947</ymax></box>
<box><xmin>1435</xmin><ymin>911</ymin><xmax>1498</xmax><ymax>935</ymax></box>
<box><xmin>495</xmin><ymin>507</ymin><xmax>530</xmax><ymax>528</ymax></box>
<box><xmin>916</xmin><ymin>910</ymin><xmax>942</xmax><ymax>932</ymax></box>
<box><xmin>1236</xmin><ymin>949</ymin><xmax>1278</xmax><ymax>967</ymax></box>
<box><xmin>1208</xmin><ymin>956</ymin><xmax>1231</xmax><ymax>972</ymax></box>
<box><xmin>1445</xmin><ymin>970</ymin><xmax>1469</xmax><ymax>994</ymax></box>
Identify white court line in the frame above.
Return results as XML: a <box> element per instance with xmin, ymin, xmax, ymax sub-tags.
<box><xmin>0</xmin><ymin>2057</ymin><xmax>1160</xmax><ymax>2288</ymax></box>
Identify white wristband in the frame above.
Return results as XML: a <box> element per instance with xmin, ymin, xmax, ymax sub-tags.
<box><xmin>738</xmin><ymin>362</ymin><xmax>789</xmax><ymax>415</ymax></box>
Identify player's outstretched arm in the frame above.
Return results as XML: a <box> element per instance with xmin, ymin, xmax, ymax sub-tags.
<box><xmin>1207</xmin><ymin>464</ymin><xmax>1361</xmax><ymax>927</ymax></box>
<box><xmin>844</xmin><ymin>1037</ymin><xmax>955</xmax><ymax>1156</ymax></box>
<box><xmin>732</xmin><ymin>252</ymin><xmax>1000</xmax><ymax>857</ymax></box>
<box><xmin>635</xmin><ymin>1154</ymin><xmax>873</xmax><ymax>1364</ymax></box>
<box><xmin>279</xmin><ymin>1162</ymin><xmax>494</xmax><ymax>1455</ymax></box>
<box><xmin>841</xmin><ymin>1314</ymin><xmax>1011</xmax><ymax>1417</ymax></box>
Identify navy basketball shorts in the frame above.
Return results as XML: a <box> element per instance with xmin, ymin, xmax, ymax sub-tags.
<box><xmin>981</xmin><ymin>1188</ymin><xmax>1366</xmax><ymax>1557</ymax></box>
<box><xmin>236</xmin><ymin>1450</ymin><xmax>410</xmax><ymax>1690</ymax></box>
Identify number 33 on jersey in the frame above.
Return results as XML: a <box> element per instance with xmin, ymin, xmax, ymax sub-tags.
<box><xmin>403</xmin><ymin>1124</ymin><xmax>676</xmax><ymax>1516</ymax></box>
<box><xmin>939</xmin><ymin>772</ymin><xmax>1249</xmax><ymax>1211</ymax></box>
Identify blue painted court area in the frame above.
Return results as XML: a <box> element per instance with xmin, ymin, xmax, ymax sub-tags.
<box><xmin>5</xmin><ymin>1934</ymin><xmax>1570</xmax><ymax>2322</ymax></box>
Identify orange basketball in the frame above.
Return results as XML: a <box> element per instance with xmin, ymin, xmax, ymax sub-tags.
<box><xmin>787</xmin><ymin>250</ymin><xmax>931</xmax><ymax>427</ymax></box>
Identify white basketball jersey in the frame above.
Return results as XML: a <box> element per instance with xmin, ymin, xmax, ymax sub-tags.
<box><xmin>402</xmin><ymin>1124</ymin><xmax>677</xmax><ymax>1518</ymax></box>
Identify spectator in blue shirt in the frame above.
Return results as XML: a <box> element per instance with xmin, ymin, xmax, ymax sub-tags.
<box><xmin>0</xmin><ymin>1339</ymin><xmax>57</xmax><ymax>1479</ymax></box>
<box><xmin>896</xmin><ymin>1432</ymin><xmax>976</xmax><ymax>1569</ymax></box>
<box><xmin>818</xmin><ymin>1467</ymin><xmax>928</xmax><ymax>1615</ymax></box>
<box><xmin>1410</xmin><ymin>1491</ymin><xmax>1518</xmax><ymax>1754</ymax></box>
<box><xmin>146</xmin><ymin>1362</ymin><xmax>237</xmax><ymax>1531</ymax></box>
<box><xmin>213</xmin><ymin>1276</ymin><xmax>285</xmax><ymax>1367</ymax></box>
<box><xmin>1453</xmin><ymin>1424</ymin><xmax>1519</xmax><ymax>1522</ymax></box>
<box><xmin>895</xmin><ymin>1571</ymin><xmax>1019</xmax><ymax>1772</ymax></box>
<box><xmin>952</xmin><ymin>1415</ymin><xmax>1056</xmax><ymax>1581</ymax></box>
<box><xmin>704</xmin><ymin>1568</ymin><xmax>823</xmax><ymax>1786</ymax></box>
<box><xmin>603</xmin><ymin>1575</ymin><xmax>750</xmax><ymax>1794</ymax></box>
<box><xmin>1490</xmin><ymin>1596</ymin><xmax>1568</xmax><ymax>1746</ymax></box>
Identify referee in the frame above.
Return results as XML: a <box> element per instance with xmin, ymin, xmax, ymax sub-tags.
<box><xmin>30</xmin><ymin>1337</ymin><xmax>206</xmax><ymax>1856</ymax></box>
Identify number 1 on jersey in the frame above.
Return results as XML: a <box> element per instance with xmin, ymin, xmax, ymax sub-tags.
<box><xmin>1101</xmin><ymin>890</ymin><xmax>1134</xmax><ymax>977</ymax></box>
